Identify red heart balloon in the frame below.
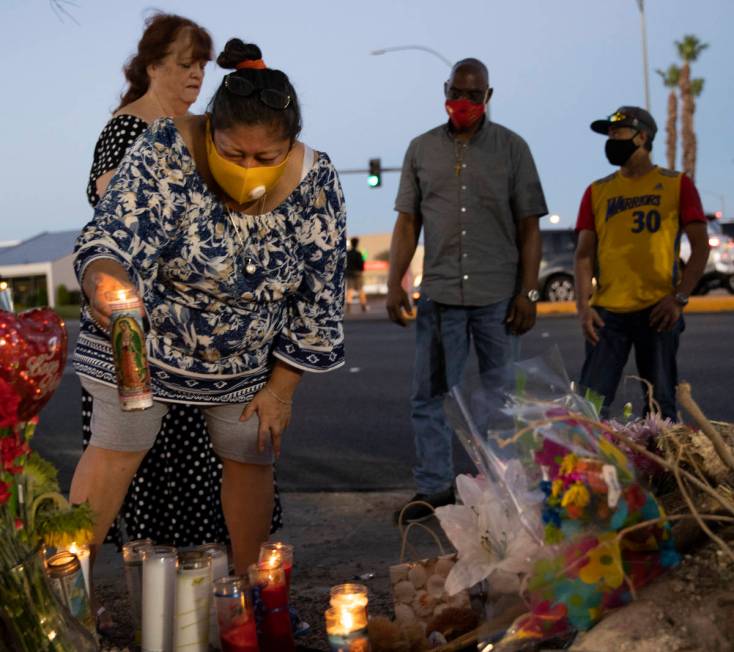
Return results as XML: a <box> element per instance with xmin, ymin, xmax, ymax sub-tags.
<box><xmin>0</xmin><ymin>309</ymin><xmax>67</xmax><ymax>422</ymax></box>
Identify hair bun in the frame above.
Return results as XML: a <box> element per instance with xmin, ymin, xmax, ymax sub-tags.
<box><xmin>217</xmin><ymin>39</ymin><xmax>263</xmax><ymax>69</ymax></box>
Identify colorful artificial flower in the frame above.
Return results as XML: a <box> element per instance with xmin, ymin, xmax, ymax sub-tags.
<box><xmin>553</xmin><ymin>578</ymin><xmax>603</xmax><ymax>630</ymax></box>
<box><xmin>558</xmin><ymin>453</ymin><xmax>578</xmax><ymax>477</ymax></box>
<box><xmin>598</xmin><ymin>436</ymin><xmax>633</xmax><ymax>479</ymax></box>
<box><xmin>578</xmin><ymin>533</ymin><xmax>624</xmax><ymax>589</ymax></box>
<box><xmin>534</xmin><ymin>438</ymin><xmax>570</xmax><ymax>476</ymax></box>
<box><xmin>561</xmin><ymin>482</ymin><xmax>590</xmax><ymax>511</ymax></box>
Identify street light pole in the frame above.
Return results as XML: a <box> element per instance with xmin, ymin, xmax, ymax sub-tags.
<box><xmin>636</xmin><ymin>0</ymin><xmax>651</xmax><ymax>111</ymax></box>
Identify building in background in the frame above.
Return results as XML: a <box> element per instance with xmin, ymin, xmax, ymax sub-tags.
<box><xmin>347</xmin><ymin>232</ymin><xmax>423</xmax><ymax>295</ymax></box>
<box><xmin>0</xmin><ymin>230</ymin><xmax>79</xmax><ymax>308</ymax></box>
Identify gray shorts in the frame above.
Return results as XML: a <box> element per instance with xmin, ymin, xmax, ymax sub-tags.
<box><xmin>80</xmin><ymin>376</ymin><xmax>272</xmax><ymax>465</ymax></box>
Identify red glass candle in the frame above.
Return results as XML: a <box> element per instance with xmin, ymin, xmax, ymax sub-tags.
<box><xmin>214</xmin><ymin>576</ymin><xmax>260</xmax><ymax>652</ymax></box>
<box><xmin>248</xmin><ymin>561</ymin><xmax>294</xmax><ymax>652</ymax></box>
<box><xmin>258</xmin><ymin>542</ymin><xmax>294</xmax><ymax>592</ymax></box>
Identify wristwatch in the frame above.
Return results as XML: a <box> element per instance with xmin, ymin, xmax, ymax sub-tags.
<box><xmin>524</xmin><ymin>289</ymin><xmax>541</xmax><ymax>304</ymax></box>
<box><xmin>674</xmin><ymin>291</ymin><xmax>689</xmax><ymax>307</ymax></box>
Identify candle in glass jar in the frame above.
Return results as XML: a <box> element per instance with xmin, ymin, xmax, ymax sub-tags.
<box><xmin>173</xmin><ymin>550</ymin><xmax>211</xmax><ymax>652</ymax></box>
<box><xmin>213</xmin><ymin>576</ymin><xmax>259</xmax><ymax>652</ymax></box>
<box><xmin>329</xmin><ymin>583</ymin><xmax>368</xmax><ymax>610</ymax></box>
<box><xmin>258</xmin><ymin>542</ymin><xmax>293</xmax><ymax>591</ymax></box>
<box><xmin>63</xmin><ymin>543</ymin><xmax>91</xmax><ymax>598</ymax></box>
<box><xmin>198</xmin><ymin>543</ymin><xmax>229</xmax><ymax>649</ymax></box>
<box><xmin>123</xmin><ymin>538</ymin><xmax>154</xmax><ymax>645</ymax></box>
<box><xmin>248</xmin><ymin>561</ymin><xmax>294</xmax><ymax>652</ymax></box>
<box><xmin>142</xmin><ymin>545</ymin><xmax>177</xmax><ymax>652</ymax></box>
<box><xmin>106</xmin><ymin>288</ymin><xmax>153</xmax><ymax>411</ymax></box>
<box><xmin>325</xmin><ymin>606</ymin><xmax>369</xmax><ymax>652</ymax></box>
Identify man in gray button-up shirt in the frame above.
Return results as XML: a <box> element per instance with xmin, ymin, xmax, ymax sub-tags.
<box><xmin>387</xmin><ymin>58</ymin><xmax>548</xmax><ymax>522</ymax></box>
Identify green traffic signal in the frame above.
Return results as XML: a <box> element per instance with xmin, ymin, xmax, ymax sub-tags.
<box><xmin>367</xmin><ymin>174</ymin><xmax>380</xmax><ymax>187</ymax></box>
<box><xmin>368</xmin><ymin>158</ymin><xmax>382</xmax><ymax>188</ymax></box>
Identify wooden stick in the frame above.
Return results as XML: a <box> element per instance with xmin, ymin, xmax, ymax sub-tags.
<box><xmin>677</xmin><ymin>382</ymin><xmax>734</xmax><ymax>475</ymax></box>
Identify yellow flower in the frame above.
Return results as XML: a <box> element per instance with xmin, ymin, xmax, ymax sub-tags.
<box><xmin>558</xmin><ymin>454</ymin><xmax>578</xmax><ymax>477</ymax></box>
<box><xmin>561</xmin><ymin>482</ymin><xmax>590</xmax><ymax>509</ymax></box>
<box><xmin>598</xmin><ymin>437</ymin><xmax>632</xmax><ymax>478</ymax></box>
<box><xmin>551</xmin><ymin>479</ymin><xmax>564</xmax><ymax>498</ymax></box>
<box><xmin>579</xmin><ymin>533</ymin><xmax>624</xmax><ymax>589</ymax></box>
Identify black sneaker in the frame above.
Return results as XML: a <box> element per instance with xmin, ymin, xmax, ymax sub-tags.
<box><xmin>393</xmin><ymin>487</ymin><xmax>456</xmax><ymax>525</ymax></box>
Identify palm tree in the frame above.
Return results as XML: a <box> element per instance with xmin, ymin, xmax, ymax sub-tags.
<box><xmin>655</xmin><ymin>65</ymin><xmax>680</xmax><ymax>169</ymax></box>
<box><xmin>676</xmin><ymin>35</ymin><xmax>709</xmax><ymax>181</ymax></box>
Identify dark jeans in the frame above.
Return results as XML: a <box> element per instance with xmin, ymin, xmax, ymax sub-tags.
<box><xmin>579</xmin><ymin>306</ymin><xmax>685</xmax><ymax>421</ymax></box>
<box><xmin>411</xmin><ymin>295</ymin><xmax>518</xmax><ymax>494</ymax></box>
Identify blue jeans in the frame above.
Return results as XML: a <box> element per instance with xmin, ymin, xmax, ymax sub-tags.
<box><xmin>411</xmin><ymin>296</ymin><xmax>517</xmax><ymax>494</ymax></box>
<box><xmin>579</xmin><ymin>306</ymin><xmax>684</xmax><ymax>421</ymax></box>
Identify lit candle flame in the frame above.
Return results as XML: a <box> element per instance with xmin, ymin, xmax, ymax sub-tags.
<box><xmin>339</xmin><ymin>608</ymin><xmax>354</xmax><ymax>632</ymax></box>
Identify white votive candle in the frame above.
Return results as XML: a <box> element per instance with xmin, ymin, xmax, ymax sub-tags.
<box><xmin>173</xmin><ymin>550</ymin><xmax>211</xmax><ymax>652</ymax></box>
<box><xmin>197</xmin><ymin>542</ymin><xmax>228</xmax><ymax>649</ymax></box>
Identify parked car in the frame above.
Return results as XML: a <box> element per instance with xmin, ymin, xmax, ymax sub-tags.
<box><xmin>539</xmin><ymin>229</ymin><xmax>577</xmax><ymax>302</ymax></box>
<box><xmin>679</xmin><ymin>217</ymin><xmax>734</xmax><ymax>294</ymax></box>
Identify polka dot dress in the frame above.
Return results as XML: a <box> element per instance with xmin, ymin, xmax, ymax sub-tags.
<box><xmin>84</xmin><ymin>114</ymin><xmax>283</xmax><ymax>547</ymax></box>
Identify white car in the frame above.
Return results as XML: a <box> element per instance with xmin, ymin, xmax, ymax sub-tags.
<box><xmin>679</xmin><ymin>218</ymin><xmax>734</xmax><ymax>294</ymax></box>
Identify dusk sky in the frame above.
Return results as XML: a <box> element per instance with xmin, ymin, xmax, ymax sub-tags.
<box><xmin>1</xmin><ymin>0</ymin><xmax>732</xmax><ymax>243</ymax></box>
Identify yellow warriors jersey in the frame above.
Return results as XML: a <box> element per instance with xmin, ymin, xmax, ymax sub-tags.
<box><xmin>576</xmin><ymin>167</ymin><xmax>704</xmax><ymax>312</ymax></box>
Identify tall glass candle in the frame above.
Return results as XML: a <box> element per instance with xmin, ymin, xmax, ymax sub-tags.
<box><xmin>325</xmin><ymin>606</ymin><xmax>369</xmax><ymax>652</ymax></box>
<box><xmin>214</xmin><ymin>577</ymin><xmax>260</xmax><ymax>652</ymax></box>
<box><xmin>173</xmin><ymin>550</ymin><xmax>211</xmax><ymax>652</ymax></box>
<box><xmin>142</xmin><ymin>545</ymin><xmax>177</xmax><ymax>652</ymax></box>
<box><xmin>62</xmin><ymin>543</ymin><xmax>91</xmax><ymax>598</ymax></box>
<box><xmin>123</xmin><ymin>538</ymin><xmax>154</xmax><ymax>645</ymax></box>
<box><xmin>198</xmin><ymin>543</ymin><xmax>229</xmax><ymax>649</ymax></box>
<box><xmin>45</xmin><ymin>551</ymin><xmax>95</xmax><ymax>634</ymax></box>
<box><xmin>258</xmin><ymin>542</ymin><xmax>293</xmax><ymax>593</ymax></box>
<box><xmin>248</xmin><ymin>561</ymin><xmax>294</xmax><ymax>652</ymax></box>
<box><xmin>106</xmin><ymin>289</ymin><xmax>153</xmax><ymax>411</ymax></box>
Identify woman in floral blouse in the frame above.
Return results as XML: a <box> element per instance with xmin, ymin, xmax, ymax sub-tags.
<box><xmin>70</xmin><ymin>38</ymin><xmax>346</xmax><ymax>572</ymax></box>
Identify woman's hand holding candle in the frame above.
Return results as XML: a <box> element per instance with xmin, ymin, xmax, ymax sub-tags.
<box><xmin>82</xmin><ymin>259</ymin><xmax>138</xmax><ymax>330</ymax></box>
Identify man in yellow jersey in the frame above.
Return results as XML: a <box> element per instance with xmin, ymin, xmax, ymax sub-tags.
<box><xmin>574</xmin><ymin>106</ymin><xmax>710</xmax><ymax>420</ymax></box>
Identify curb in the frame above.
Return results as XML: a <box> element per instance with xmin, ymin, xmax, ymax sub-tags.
<box><xmin>538</xmin><ymin>295</ymin><xmax>734</xmax><ymax>316</ymax></box>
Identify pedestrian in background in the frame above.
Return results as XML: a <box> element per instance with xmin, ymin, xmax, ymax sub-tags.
<box><xmin>346</xmin><ymin>236</ymin><xmax>368</xmax><ymax>312</ymax></box>
<box><xmin>386</xmin><ymin>58</ymin><xmax>547</xmax><ymax>522</ymax></box>
<box><xmin>575</xmin><ymin>106</ymin><xmax>709</xmax><ymax>420</ymax></box>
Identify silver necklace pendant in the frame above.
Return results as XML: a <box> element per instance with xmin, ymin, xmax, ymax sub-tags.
<box><xmin>244</xmin><ymin>258</ymin><xmax>257</xmax><ymax>275</ymax></box>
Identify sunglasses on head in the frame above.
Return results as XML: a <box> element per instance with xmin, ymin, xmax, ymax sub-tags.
<box><xmin>224</xmin><ymin>73</ymin><xmax>292</xmax><ymax>110</ymax></box>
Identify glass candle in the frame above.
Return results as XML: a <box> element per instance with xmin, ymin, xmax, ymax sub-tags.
<box><xmin>258</xmin><ymin>542</ymin><xmax>293</xmax><ymax>592</ymax></box>
<box><xmin>45</xmin><ymin>551</ymin><xmax>95</xmax><ymax>634</ymax></box>
<box><xmin>329</xmin><ymin>583</ymin><xmax>368</xmax><ymax>610</ymax></box>
<box><xmin>325</xmin><ymin>606</ymin><xmax>369</xmax><ymax>652</ymax></box>
<box><xmin>106</xmin><ymin>288</ymin><xmax>153</xmax><ymax>411</ymax></box>
<box><xmin>123</xmin><ymin>538</ymin><xmax>154</xmax><ymax>645</ymax></box>
<box><xmin>248</xmin><ymin>561</ymin><xmax>294</xmax><ymax>652</ymax></box>
<box><xmin>173</xmin><ymin>550</ymin><xmax>212</xmax><ymax>652</ymax></box>
<box><xmin>214</xmin><ymin>577</ymin><xmax>260</xmax><ymax>652</ymax></box>
<box><xmin>141</xmin><ymin>545</ymin><xmax>177</xmax><ymax>652</ymax></box>
<box><xmin>198</xmin><ymin>543</ymin><xmax>229</xmax><ymax>649</ymax></box>
<box><xmin>61</xmin><ymin>543</ymin><xmax>91</xmax><ymax>599</ymax></box>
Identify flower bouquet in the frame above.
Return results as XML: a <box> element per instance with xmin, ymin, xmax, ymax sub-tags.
<box><xmin>439</xmin><ymin>349</ymin><xmax>680</xmax><ymax>648</ymax></box>
<box><xmin>0</xmin><ymin>307</ymin><xmax>97</xmax><ymax>650</ymax></box>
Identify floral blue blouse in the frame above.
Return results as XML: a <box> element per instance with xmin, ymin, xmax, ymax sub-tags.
<box><xmin>74</xmin><ymin>118</ymin><xmax>346</xmax><ymax>404</ymax></box>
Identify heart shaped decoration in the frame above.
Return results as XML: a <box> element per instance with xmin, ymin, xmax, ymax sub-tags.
<box><xmin>0</xmin><ymin>309</ymin><xmax>68</xmax><ymax>422</ymax></box>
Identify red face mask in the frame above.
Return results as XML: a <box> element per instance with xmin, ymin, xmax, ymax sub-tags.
<box><xmin>445</xmin><ymin>98</ymin><xmax>486</xmax><ymax>130</ymax></box>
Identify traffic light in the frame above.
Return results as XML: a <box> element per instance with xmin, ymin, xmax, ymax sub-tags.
<box><xmin>368</xmin><ymin>158</ymin><xmax>382</xmax><ymax>188</ymax></box>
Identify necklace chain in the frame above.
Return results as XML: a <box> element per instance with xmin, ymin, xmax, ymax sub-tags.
<box><xmin>226</xmin><ymin>194</ymin><xmax>267</xmax><ymax>265</ymax></box>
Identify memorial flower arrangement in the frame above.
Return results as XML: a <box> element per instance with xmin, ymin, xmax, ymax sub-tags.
<box><xmin>0</xmin><ymin>307</ymin><xmax>96</xmax><ymax>650</ymax></box>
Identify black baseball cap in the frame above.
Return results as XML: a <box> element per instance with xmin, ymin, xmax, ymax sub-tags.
<box><xmin>590</xmin><ymin>106</ymin><xmax>657</xmax><ymax>139</ymax></box>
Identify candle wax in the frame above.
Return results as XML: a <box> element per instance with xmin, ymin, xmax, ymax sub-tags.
<box><xmin>220</xmin><ymin>618</ymin><xmax>259</xmax><ymax>652</ymax></box>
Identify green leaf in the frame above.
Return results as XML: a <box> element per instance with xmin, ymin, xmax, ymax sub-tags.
<box><xmin>584</xmin><ymin>388</ymin><xmax>605</xmax><ymax>418</ymax></box>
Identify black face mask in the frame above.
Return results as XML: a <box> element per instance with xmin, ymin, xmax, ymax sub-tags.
<box><xmin>605</xmin><ymin>136</ymin><xmax>639</xmax><ymax>166</ymax></box>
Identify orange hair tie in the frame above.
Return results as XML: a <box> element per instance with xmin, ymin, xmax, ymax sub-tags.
<box><xmin>235</xmin><ymin>59</ymin><xmax>267</xmax><ymax>70</ymax></box>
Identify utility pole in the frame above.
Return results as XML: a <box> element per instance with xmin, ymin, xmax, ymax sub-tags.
<box><xmin>636</xmin><ymin>0</ymin><xmax>652</xmax><ymax>111</ymax></box>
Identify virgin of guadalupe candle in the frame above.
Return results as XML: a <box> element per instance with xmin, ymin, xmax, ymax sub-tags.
<box><xmin>213</xmin><ymin>577</ymin><xmax>259</xmax><ymax>652</ymax></box>
<box><xmin>62</xmin><ymin>543</ymin><xmax>91</xmax><ymax>599</ymax></box>
<box><xmin>258</xmin><ymin>542</ymin><xmax>293</xmax><ymax>592</ymax></box>
<box><xmin>173</xmin><ymin>550</ymin><xmax>212</xmax><ymax>652</ymax></box>
<box><xmin>106</xmin><ymin>289</ymin><xmax>153</xmax><ymax>411</ymax></box>
<box><xmin>142</xmin><ymin>545</ymin><xmax>177</xmax><ymax>652</ymax></box>
<box><xmin>248</xmin><ymin>561</ymin><xmax>294</xmax><ymax>652</ymax></box>
<box><xmin>46</xmin><ymin>551</ymin><xmax>95</xmax><ymax>633</ymax></box>
<box><xmin>123</xmin><ymin>538</ymin><xmax>154</xmax><ymax>645</ymax></box>
<box><xmin>198</xmin><ymin>543</ymin><xmax>229</xmax><ymax>649</ymax></box>
<box><xmin>325</xmin><ymin>607</ymin><xmax>369</xmax><ymax>652</ymax></box>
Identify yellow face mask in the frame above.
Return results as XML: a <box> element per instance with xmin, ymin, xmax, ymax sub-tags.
<box><xmin>206</xmin><ymin>121</ymin><xmax>290</xmax><ymax>205</ymax></box>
